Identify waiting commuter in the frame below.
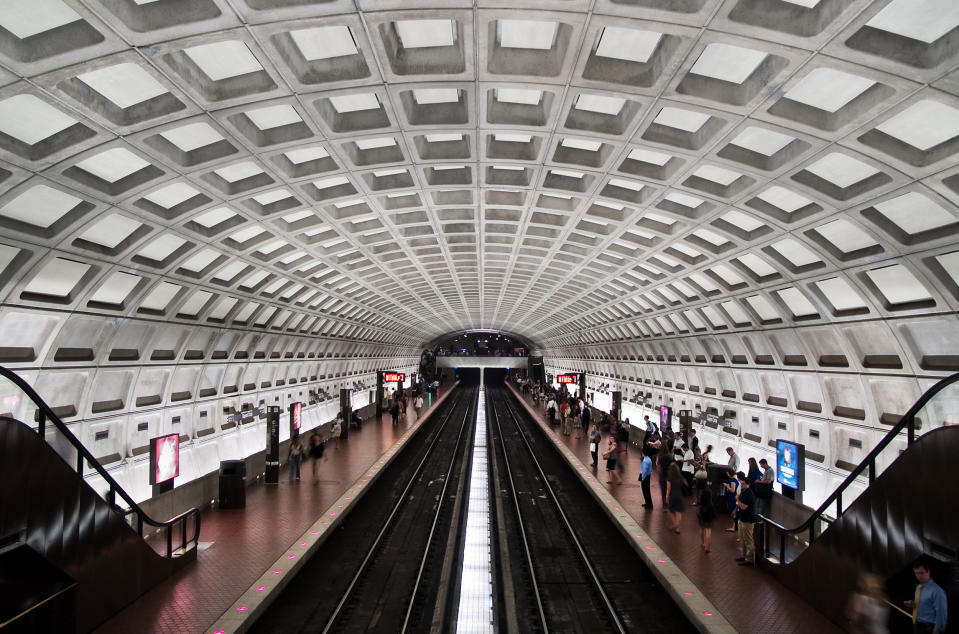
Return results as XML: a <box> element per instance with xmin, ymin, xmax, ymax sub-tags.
<box><xmin>331</xmin><ymin>414</ymin><xmax>343</xmax><ymax>446</ymax></box>
<box><xmin>588</xmin><ymin>424</ymin><xmax>601</xmax><ymax>466</ymax></box>
<box><xmin>726</xmin><ymin>446</ymin><xmax>740</xmax><ymax>472</ymax></box>
<box><xmin>658</xmin><ymin>444</ymin><xmax>673</xmax><ymax>508</ymax></box>
<box><xmin>755</xmin><ymin>459</ymin><xmax>775</xmax><ymax>517</ymax></box>
<box><xmin>288</xmin><ymin>435</ymin><xmax>304</xmax><ymax>482</ymax></box>
<box><xmin>581</xmin><ymin>404</ymin><xmax>591</xmax><ymax>435</ymax></box>
<box><xmin>308</xmin><ymin>432</ymin><xmax>326</xmax><ymax>483</ymax></box>
<box><xmin>413</xmin><ymin>394</ymin><xmax>424</xmax><ymax>418</ymax></box>
<box><xmin>905</xmin><ymin>558</ymin><xmax>948</xmax><ymax>634</ymax></box>
<box><xmin>546</xmin><ymin>397</ymin><xmax>557</xmax><ymax>426</ymax></box>
<box><xmin>639</xmin><ymin>448</ymin><xmax>654</xmax><ymax>509</ymax></box>
<box><xmin>666</xmin><ymin>463</ymin><xmax>685</xmax><ymax>534</ymax></box>
<box><xmin>390</xmin><ymin>400</ymin><xmax>400</xmax><ymax>426</ymax></box>
<box><xmin>724</xmin><ymin>470</ymin><xmax>740</xmax><ymax>533</ymax></box>
<box><xmin>746</xmin><ymin>457</ymin><xmax>762</xmax><ymax>485</ymax></box>
<box><xmin>681</xmin><ymin>443</ymin><xmax>695</xmax><ymax>495</ymax></box>
<box><xmin>697</xmin><ymin>481</ymin><xmax>716</xmax><ymax>553</ymax></box>
<box><xmin>603</xmin><ymin>435</ymin><xmax>622</xmax><ymax>485</ymax></box>
<box><xmin>735</xmin><ymin>475</ymin><xmax>756</xmax><ymax>566</ymax></box>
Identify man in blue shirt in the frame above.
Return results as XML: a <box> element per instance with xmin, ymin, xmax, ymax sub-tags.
<box><xmin>643</xmin><ymin>415</ymin><xmax>657</xmax><ymax>435</ymax></box>
<box><xmin>639</xmin><ymin>448</ymin><xmax>653</xmax><ymax>509</ymax></box>
<box><xmin>906</xmin><ymin>558</ymin><xmax>948</xmax><ymax>634</ymax></box>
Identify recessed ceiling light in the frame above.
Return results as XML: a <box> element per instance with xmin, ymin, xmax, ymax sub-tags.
<box><xmin>0</xmin><ymin>0</ymin><xmax>80</xmax><ymax>39</ymax></box>
<box><xmin>159</xmin><ymin>122</ymin><xmax>224</xmax><ymax>152</ymax></box>
<box><xmin>493</xmin><ymin>133</ymin><xmax>532</xmax><ymax>143</ymax></box>
<box><xmin>689</xmin><ymin>43</ymin><xmax>768</xmax><ymax>84</ymax></box>
<box><xmin>76</xmin><ymin>148</ymin><xmax>150</xmax><ymax>182</ymax></box>
<box><xmin>245</xmin><ymin>104</ymin><xmax>301</xmax><ymax>130</ymax></box>
<box><xmin>653</xmin><ymin>107</ymin><xmax>710</xmax><ymax>132</ymax></box>
<box><xmin>0</xmin><ymin>94</ymin><xmax>78</xmax><ymax>145</ymax></box>
<box><xmin>574</xmin><ymin>94</ymin><xmax>626</xmax><ymax>116</ymax></box>
<box><xmin>77</xmin><ymin>63</ymin><xmax>168</xmax><ymax>109</ymax></box>
<box><xmin>783</xmin><ymin>68</ymin><xmax>875</xmax><ymax>113</ymax></box>
<box><xmin>355</xmin><ymin>137</ymin><xmax>396</xmax><ymax>150</ymax></box>
<box><xmin>412</xmin><ymin>89</ymin><xmax>459</xmax><ymax>105</ymax></box>
<box><xmin>561</xmin><ymin>138</ymin><xmax>602</xmax><ymax>152</ymax></box>
<box><xmin>329</xmin><ymin>93</ymin><xmax>380</xmax><ymax>113</ymax></box>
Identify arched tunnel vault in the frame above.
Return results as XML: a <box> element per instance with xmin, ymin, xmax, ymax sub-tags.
<box><xmin>0</xmin><ymin>1</ymin><xmax>957</xmax><ymax>505</ymax></box>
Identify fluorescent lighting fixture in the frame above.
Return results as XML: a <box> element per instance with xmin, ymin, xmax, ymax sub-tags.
<box><xmin>665</xmin><ymin>192</ymin><xmax>703</xmax><ymax>207</ymax></box>
<box><xmin>608</xmin><ymin>177</ymin><xmax>643</xmax><ymax>191</ymax></box>
<box><xmin>804</xmin><ymin>152</ymin><xmax>879</xmax><ymax>188</ymax></box>
<box><xmin>692</xmin><ymin>164</ymin><xmax>741</xmax><ymax>185</ymax></box>
<box><xmin>313</xmin><ymin>176</ymin><xmax>349</xmax><ymax>189</ymax></box>
<box><xmin>866</xmin><ymin>0</ymin><xmax>959</xmax><ymax>44</ymax></box>
<box><xmin>144</xmin><ymin>183</ymin><xmax>199</xmax><ymax>208</ymax></box>
<box><xmin>290</xmin><ymin>26</ymin><xmax>357</xmax><ymax>61</ymax></box>
<box><xmin>373</xmin><ymin>168</ymin><xmax>406</xmax><ymax>177</ymax></box>
<box><xmin>498</xmin><ymin>19</ymin><xmax>557</xmax><ymax>50</ymax></box>
<box><xmin>253</xmin><ymin>189</ymin><xmax>291</xmax><ymax>205</ymax></box>
<box><xmin>395</xmin><ymin>19</ymin><xmax>456</xmax><ymax>49</ymax></box>
<box><xmin>756</xmin><ymin>185</ymin><xmax>812</xmax><ymax>212</ymax></box>
<box><xmin>192</xmin><ymin>207</ymin><xmax>236</xmax><ymax>228</ymax></box>
<box><xmin>874</xmin><ymin>99</ymin><xmax>959</xmax><ymax>151</ymax></box>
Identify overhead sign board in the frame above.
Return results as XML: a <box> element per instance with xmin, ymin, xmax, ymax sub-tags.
<box><xmin>557</xmin><ymin>373</ymin><xmax>577</xmax><ymax>384</ymax></box>
<box><xmin>384</xmin><ymin>372</ymin><xmax>405</xmax><ymax>382</ymax></box>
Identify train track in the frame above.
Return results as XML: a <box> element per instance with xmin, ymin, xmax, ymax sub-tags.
<box><xmin>251</xmin><ymin>387</ymin><xmax>477</xmax><ymax>633</ymax></box>
<box><xmin>488</xmin><ymin>386</ymin><xmax>696</xmax><ymax>633</ymax></box>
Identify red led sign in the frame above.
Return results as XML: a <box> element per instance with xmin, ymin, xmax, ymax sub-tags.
<box><xmin>385</xmin><ymin>372</ymin><xmax>406</xmax><ymax>382</ymax></box>
<box><xmin>557</xmin><ymin>374</ymin><xmax>577</xmax><ymax>384</ymax></box>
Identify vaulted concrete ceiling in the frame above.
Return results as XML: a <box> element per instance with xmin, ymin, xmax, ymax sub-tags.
<box><xmin>0</xmin><ymin>0</ymin><xmax>957</xmax><ymax>352</ymax></box>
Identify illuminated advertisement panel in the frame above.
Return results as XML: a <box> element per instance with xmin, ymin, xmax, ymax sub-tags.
<box><xmin>776</xmin><ymin>439</ymin><xmax>805</xmax><ymax>490</ymax></box>
<box><xmin>149</xmin><ymin>433</ymin><xmax>179</xmax><ymax>485</ymax></box>
<box><xmin>659</xmin><ymin>406</ymin><xmax>673</xmax><ymax>432</ymax></box>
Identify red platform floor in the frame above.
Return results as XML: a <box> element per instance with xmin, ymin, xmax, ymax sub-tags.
<box><xmin>511</xmin><ymin>386</ymin><xmax>843</xmax><ymax>634</ymax></box>
<box><xmin>94</xmin><ymin>388</ymin><xmax>450</xmax><ymax>634</ymax></box>
<box><xmin>95</xmin><ymin>383</ymin><xmax>843</xmax><ymax>633</ymax></box>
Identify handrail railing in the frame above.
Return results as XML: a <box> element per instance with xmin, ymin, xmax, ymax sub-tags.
<box><xmin>0</xmin><ymin>366</ymin><xmax>200</xmax><ymax>558</ymax></box>
<box><xmin>761</xmin><ymin>371</ymin><xmax>959</xmax><ymax>562</ymax></box>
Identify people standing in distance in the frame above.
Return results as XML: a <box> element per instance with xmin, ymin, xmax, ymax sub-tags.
<box><xmin>666</xmin><ymin>463</ymin><xmax>685</xmax><ymax>534</ymax></box>
<box><xmin>331</xmin><ymin>415</ymin><xmax>342</xmax><ymax>448</ymax></box>
<box><xmin>390</xmin><ymin>399</ymin><xmax>400</xmax><ymax>426</ymax></box>
<box><xmin>288</xmin><ymin>434</ymin><xmax>304</xmax><ymax>482</ymax></box>
<box><xmin>726</xmin><ymin>446</ymin><xmax>740</xmax><ymax>472</ymax></box>
<box><xmin>413</xmin><ymin>393</ymin><xmax>424</xmax><ymax>418</ymax></box>
<box><xmin>546</xmin><ymin>396</ymin><xmax>557</xmax><ymax>426</ymax></box>
<box><xmin>724</xmin><ymin>469</ymin><xmax>740</xmax><ymax>533</ymax></box>
<box><xmin>697</xmin><ymin>479</ymin><xmax>716</xmax><ymax>553</ymax></box>
<box><xmin>639</xmin><ymin>447</ymin><xmax>654</xmax><ymax>509</ymax></box>
<box><xmin>588</xmin><ymin>424</ymin><xmax>602</xmax><ymax>467</ymax></box>
<box><xmin>603</xmin><ymin>434</ymin><xmax>622</xmax><ymax>486</ymax></box>
<box><xmin>308</xmin><ymin>431</ymin><xmax>325</xmax><ymax>483</ymax></box>
<box><xmin>734</xmin><ymin>473</ymin><xmax>756</xmax><ymax>566</ymax></box>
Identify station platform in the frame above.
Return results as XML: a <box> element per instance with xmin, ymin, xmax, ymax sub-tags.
<box><xmin>94</xmin><ymin>385</ymin><xmax>454</xmax><ymax>634</ymax></box>
<box><xmin>509</xmin><ymin>384</ymin><xmax>843</xmax><ymax>634</ymax></box>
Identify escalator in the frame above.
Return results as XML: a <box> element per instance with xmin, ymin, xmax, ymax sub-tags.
<box><xmin>760</xmin><ymin>373</ymin><xmax>959</xmax><ymax>630</ymax></box>
<box><xmin>0</xmin><ymin>368</ymin><xmax>200</xmax><ymax>633</ymax></box>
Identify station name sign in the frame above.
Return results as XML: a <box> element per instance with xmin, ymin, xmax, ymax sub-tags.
<box><xmin>556</xmin><ymin>373</ymin><xmax>578</xmax><ymax>384</ymax></box>
<box><xmin>384</xmin><ymin>372</ymin><xmax>406</xmax><ymax>382</ymax></box>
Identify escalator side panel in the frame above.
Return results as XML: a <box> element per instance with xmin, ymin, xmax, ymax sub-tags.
<box><xmin>0</xmin><ymin>417</ymin><xmax>180</xmax><ymax>633</ymax></box>
<box><xmin>768</xmin><ymin>426</ymin><xmax>959</xmax><ymax>627</ymax></box>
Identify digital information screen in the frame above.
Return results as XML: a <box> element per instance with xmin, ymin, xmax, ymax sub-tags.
<box><xmin>384</xmin><ymin>372</ymin><xmax>406</xmax><ymax>382</ymax></box>
<box><xmin>149</xmin><ymin>433</ymin><xmax>179</xmax><ymax>485</ymax></box>
<box><xmin>776</xmin><ymin>439</ymin><xmax>805</xmax><ymax>490</ymax></box>
<box><xmin>556</xmin><ymin>374</ymin><xmax>577</xmax><ymax>384</ymax></box>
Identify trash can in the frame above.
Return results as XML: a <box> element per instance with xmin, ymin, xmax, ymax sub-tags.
<box><xmin>219</xmin><ymin>460</ymin><xmax>246</xmax><ymax>509</ymax></box>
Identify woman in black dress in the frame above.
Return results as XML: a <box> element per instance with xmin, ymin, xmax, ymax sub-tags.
<box><xmin>666</xmin><ymin>462</ymin><xmax>685</xmax><ymax>534</ymax></box>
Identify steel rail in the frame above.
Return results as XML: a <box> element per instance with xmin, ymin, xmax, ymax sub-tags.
<box><xmin>494</xmin><ymin>388</ymin><xmax>627</xmax><ymax>634</ymax></box>
<box><xmin>320</xmin><ymin>388</ymin><xmax>475</xmax><ymax>634</ymax></box>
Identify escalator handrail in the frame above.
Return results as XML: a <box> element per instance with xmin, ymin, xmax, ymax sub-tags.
<box><xmin>0</xmin><ymin>365</ymin><xmax>200</xmax><ymax>556</ymax></box>
<box><xmin>774</xmin><ymin>371</ymin><xmax>959</xmax><ymax>539</ymax></box>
